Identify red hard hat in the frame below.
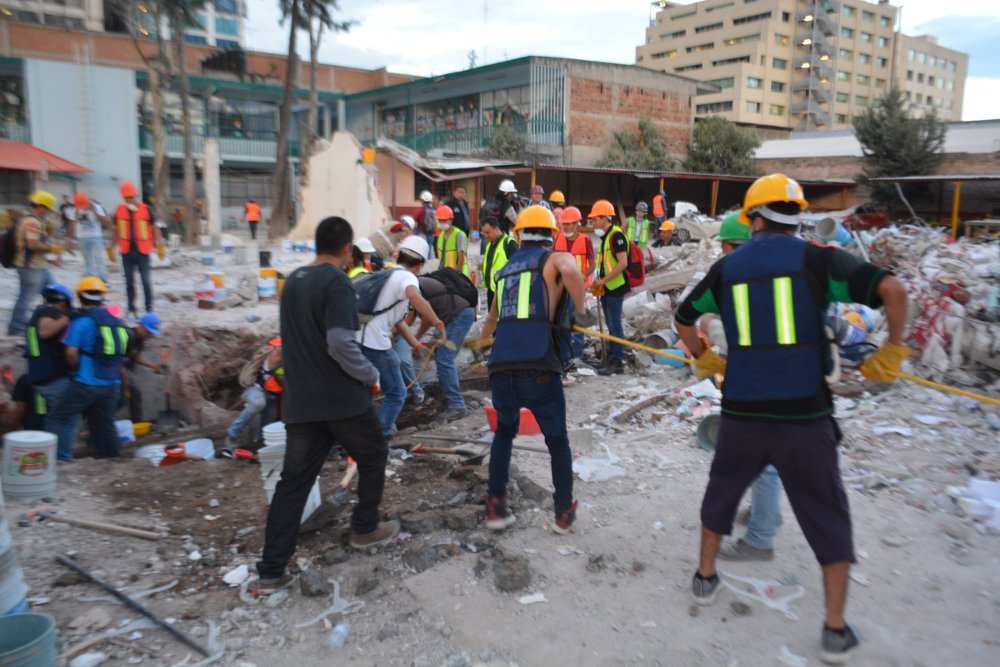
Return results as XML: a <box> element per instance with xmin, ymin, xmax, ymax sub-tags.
<box><xmin>120</xmin><ymin>181</ymin><xmax>139</xmax><ymax>198</ymax></box>
<box><xmin>561</xmin><ymin>206</ymin><xmax>583</xmax><ymax>224</ymax></box>
<box><xmin>531</xmin><ymin>185</ymin><xmax>544</xmax><ymax>194</ymax></box>
<box><xmin>74</xmin><ymin>192</ymin><xmax>90</xmax><ymax>209</ymax></box>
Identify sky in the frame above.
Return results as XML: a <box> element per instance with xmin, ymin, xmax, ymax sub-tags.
<box><xmin>244</xmin><ymin>0</ymin><xmax>1000</xmax><ymax>122</ymax></box>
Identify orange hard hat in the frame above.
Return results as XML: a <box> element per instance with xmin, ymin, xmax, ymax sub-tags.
<box><xmin>120</xmin><ymin>181</ymin><xmax>139</xmax><ymax>198</ymax></box>
<box><xmin>269</xmin><ymin>336</ymin><xmax>282</xmax><ymax>347</ymax></box>
<box><xmin>435</xmin><ymin>204</ymin><xmax>454</xmax><ymax>221</ymax></box>
<box><xmin>561</xmin><ymin>206</ymin><xmax>583</xmax><ymax>224</ymax></box>
<box><xmin>588</xmin><ymin>199</ymin><xmax>615</xmax><ymax>219</ymax></box>
<box><xmin>74</xmin><ymin>192</ymin><xmax>90</xmax><ymax>209</ymax></box>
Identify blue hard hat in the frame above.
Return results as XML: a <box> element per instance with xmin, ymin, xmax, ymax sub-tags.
<box><xmin>42</xmin><ymin>283</ymin><xmax>73</xmax><ymax>304</ymax></box>
<box><xmin>140</xmin><ymin>312</ymin><xmax>162</xmax><ymax>336</ymax></box>
<box><xmin>248</xmin><ymin>197</ymin><xmax>256</xmax><ymax>203</ymax></box>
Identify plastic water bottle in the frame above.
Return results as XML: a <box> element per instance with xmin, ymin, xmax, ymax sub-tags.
<box><xmin>328</xmin><ymin>621</ymin><xmax>350</xmax><ymax>650</ymax></box>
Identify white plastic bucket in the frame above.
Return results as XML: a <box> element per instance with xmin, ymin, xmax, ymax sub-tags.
<box><xmin>257</xmin><ymin>442</ymin><xmax>320</xmax><ymax>522</ymax></box>
<box><xmin>233</xmin><ymin>247</ymin><xmax>249</xmax><ymax>265</ymax></box>
<box><xmin>0</xmin><ymin>477</ymin><xmax>28</xmax><ymax>618</ymax></box>
<box><xmin>135</xmin><ymin>444</ymin><xmax>167</xmax><ymax>467</ymax></box>
<box><xmin>115</xmin><ymin>420</ymin><xmax>135</xmax><ymax>444</ymax></box>
<box><xmin>1</xmin><ymin>432</ymin><xmax>57</xmax><ymax>501</ymax></box>
<box><xmin>182</xmin><ymin>438</ymin><xmax>216</xmax><ymax>460</ymax></box>
<box><xmin>257</xmin><ymin>277</ymin><xmax>277</xmax><ymax>301</ymax></box>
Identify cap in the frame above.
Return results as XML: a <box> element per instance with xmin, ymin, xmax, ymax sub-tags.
<box><xmin>140</xmin><ymin>312</ymin><xmax>162</xmax><ymax>336</ymax></box>
<box><xmin>356</xmin><ymin>237</ymin><xmax>377</xmax><ymax>254</ymax></box>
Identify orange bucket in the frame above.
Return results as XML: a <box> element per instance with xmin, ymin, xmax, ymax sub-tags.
<box><xmin>484</xmin><ymin>406</ymin><xmax>541</xmax><ymax>435</ymax></box>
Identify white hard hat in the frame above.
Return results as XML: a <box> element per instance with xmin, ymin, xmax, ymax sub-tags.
<box><xmin>355</xmin><ymin>237</ymin><xmax>376</xmax><ymax>254</ymax></box>
<box><xmin>419</xmin><ymin>190</ymin><xmax>433</xmax><ymax>203</ymax></box>
<box><xmin>499</xmin><ymin>179</ymin><xmax>517</xmax><ymax>194</ymax></box>
<box><xmin>398</xmin><ymin>234</ymin><xmax>430</xmax><ymax>261</ymax></box>
<box><xmin>400</xmin><ymin>214</ymin><xmax>416</xmax><ymax>230</ymax></box>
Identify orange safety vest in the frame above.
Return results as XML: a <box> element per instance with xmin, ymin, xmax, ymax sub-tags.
<box><xmin>245</xmin><ymin>202</ymin><xmax>261</xmax><ymax>222</ymax></box>
<box><xmin>653</xmin><ymin>194</ymin><xmax>667</xmax><ymax>217</ymax></box>
<box><xmin>554</xmin><ymin>233</ymin><xmax>590</xmax><ymax>275</ymax></box>
<box><xmin>116</xmin><ymin>203</ymin><xmax>154</xmax><ymax>255</ymax></box>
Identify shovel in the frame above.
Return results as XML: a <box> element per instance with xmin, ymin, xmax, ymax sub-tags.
<box><xmin>410</xmin><ymin>443</ymin><xmax>490</xmax><ymax>465</ymax></box>
<box><xmin>419</xmin><ymin>434</ymin><xmax>549</xmax><ymax>455</ymax></box>
<box><xmin>157</xmin><ymin>344</ymin><xmax>180</xmax><ymax>429</ymax></box>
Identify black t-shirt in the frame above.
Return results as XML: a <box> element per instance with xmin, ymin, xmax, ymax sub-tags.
<box><xmin>600</xmin><ymin>229</ymin><xmax>631</xmax><ymax>298</ymax></box>
<box><xmin>124</xmin><ymin>328</ymin><xmax>143</xmax><ymax>371</ymax></box>
<box><xmin>28</xmin><ymin>305</ymin><xmax>70</xmax><ymax>382</ymax></box>
<box><xmin>279</xmin><ymin>263</ymin><xmax>371</xmax><ymax>423</ymax></box>
<box><xmin>13</xmin><ymin>375</ymin><xmax>45</xmax><ymax>430</ymax></box>
<box><xmin>418</xmin><ymin>276</ymin><xmax>468</xmax><ymax>324</ymax></box>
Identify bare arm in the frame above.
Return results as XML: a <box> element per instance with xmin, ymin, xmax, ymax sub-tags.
<box><xmin>552</xmin><ymin>252</ymin><xmax>587</xmax><ymax>316</ymax></box>
<box><xmin>480</xmin><ymin>297</ymin><xmax>499</xmax><ymax>345</ymax></box>
<box><xmin>66</xmin><ymin>346</ymin><xmax>80</xmax><ymax>372</ymax></box>
<box><xmin>676</xmin><ymin>321</ymin><xmax>706</xmax><ymax>359</ymax></box>
<box><xmin>877</xmin><ymin>275</ymin><xmax>908</xmax><ymax>346</ymax></box>
<box><xmin>36</xmin><ymin>315</ymin><xmax>69</xmax><ymax>339</ymax></box>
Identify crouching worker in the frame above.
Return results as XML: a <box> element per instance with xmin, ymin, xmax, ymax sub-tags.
<box><xmin>227</xmin><ymin>337</ymin><xmax>283</xmax><ymax>448</ymax></box>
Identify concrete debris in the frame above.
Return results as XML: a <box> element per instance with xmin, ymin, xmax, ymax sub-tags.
<box><xmin>299</xmin><ymin>569</ymin><xmax>334</xmax><ymax>597</ymax></box>
<box><xmin>402</xmin><ymin>543</ymin><xmax>440</xmax><ymax>573</ymax></box>
<box><xmin>493</xmin><ymin>549</ymin><xmax>531</xmax><ymax>592</ymax></box>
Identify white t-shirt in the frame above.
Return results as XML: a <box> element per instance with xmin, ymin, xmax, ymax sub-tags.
<box><xmin>357</xmin><ymin>269</ymin><xmax>419</xmax><ymax>351</ymax></box>
<box><xmin>76</xmin><ymin>208</ymin><xmax>103</xmax><ymax>239</ymax></box>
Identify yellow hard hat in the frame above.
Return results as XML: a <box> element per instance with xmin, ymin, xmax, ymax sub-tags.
<box><xmin>659</xmin><ymin>220</ymin><xmax>676</xmax><ymax>231</ymax></box>
<box><xmin>738</xmin><ymin>173</ymin><xmax>809</xmax><ymax>225</ymax></box>
<box><xmin>549</xmin><ymin>189</ymin><xmax>566</xmax><ymax>205</ymax></box>
<box><xmin>513</xmin><ymin>205</ymin><xmax>558</xmax><ymax>233</ymax></box>
<box><xmin>29</xmin><ymin>190</ymin><xmax>57</xmax><ymax>212</ymax></box>
<box><xmin>76</xmin><ymin>276</ymin><xmax>108</xmax><ymax>299</ymax></box>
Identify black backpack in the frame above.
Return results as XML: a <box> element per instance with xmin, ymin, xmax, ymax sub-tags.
<box><xmin>0</xmin><ymin>226</ymin><xmax>17</xmax><ymax>268</ymax></box>
<box><xmin>427</xmin><ymin>267</ymin><xmax>478</xmax><ymax>310</ymax></box>
<box><xmin>353</xmin><ymin>268</ymin><xmax>403</xmax><ymax>323</ymax></box>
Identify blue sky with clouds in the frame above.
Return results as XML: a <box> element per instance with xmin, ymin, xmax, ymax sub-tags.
<box><xmin>244</xmin><ymin>0</ymin><xmax>999</xmax><ymax>121</ymax></box>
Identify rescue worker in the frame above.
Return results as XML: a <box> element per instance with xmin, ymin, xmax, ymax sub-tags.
<box><xmin>529</xmin><ymin>185</ymin><xmax>552</xmax><ymax>211</ymax></box>
<box><xmin>371</xmin><ymin>219</ymin><xmax>411</xmax><ymax>260</ymax></box>
<box><xmin>123</xmin><ymin>313</ymin><xmax>164</xmax><ymax>423</ymax></box>
<box><xmin>8</xmin><ymin>191</ymin><xmax>57</xmax><ymax>336</ymax></box>
<box><xmin>479</xmin><ymin>206</ymin><xmax>594</xmax><ymax>533</ymax></box>
<box><xmin>653</xmin><ymin>219</ymin><xmax>683</xmax><ymax>248</ymax></box>
<box><xmin>481</xmin><ymin>180</ymin><xmax>521</xmax><ymax>236</ymax></box>
<box><xmin>626</xmin><ymin>202</ymin><xmax>653</xmax><ymax>249</ymax></box>
<box><xmin>675</xmin><ymin>174</ymin><xmax>910</xmax><ymax>665</ymax></box>
<box><xmin>548</xmin><ymin>189</ymin><xmax>566</xmax><ymax>209</ymax></box>
<box><xmin>69</xmin><ymin>192</ymin><xmax>108</xmax><ymax>282</ymax></box>
<box><xmin>48</xmin><ymin>277</ymin><xmax>130</xmax><ymax>460</ymax></box>
<box><xmin>435</xmin><ymin>205</ymin><xmax>469</xmax><ymax>277</ymax></box>
<box><xmin>553</xmin><ymin>206</ymin><xmax>595</xmax><ymax>360</ymax></box>
<box><xmin>481</xmin><ymin>216</ymin><xmax>520</xmax><ymax>311</ymax></box>
<box><xmin>25</xmin><ymin>283</ymin><xmax>74</xmax><ymax>425</ymax></box>
<box><xmin>349</xmin><ymin>237</ymin><xmax>377</xmax><ymax>278</ymax></box>
<box><xmin>417</xmin><ymin>190</ymin><xmax>437</xmax><ymax>258</ymax></box>
<box><xmin>245</xmin><ymin>197</ymin><xmax>262</xmax><ymax>241</ymax></box>
<box><xmin>227</xmin><ymin>337</ymin><xmax>282</xmax><ymax>448</ymax></box>
<box><xmin>5</xmin><ymin>374</ymin><xmax>46</xmax><ymax>431</ymax></box>
<box><xmin>112</xmin><ymin>182</ymin><xmax>164</xmax><ymax>319</ymax></box>
<box><xmin>588</xmin><ymin>200</ymin><xmax>630</xmax><ymax>376</ymax></box>
<box><xmin>653</xmin><ymin>189</ymin><xmax>668</xmax><ymax>225</ymax></box>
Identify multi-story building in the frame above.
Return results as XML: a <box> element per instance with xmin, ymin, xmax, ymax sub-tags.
<box><xmin>637</xmin><ymin>0</ymin><xmax>967</xmax><ymax>130</ymax></box>
<box><xmin>154</xmin><ymin>0</ymin><xmax>248</xmax><ymax>49</ymax></box>
<box><xmin>0</xmin><ymin>0</ymin><xmax>103</xmax><ymax>31</ymax></box>
<box><xmin>896</xmin><ymin>34</ymin><xmax>967</xmax><ymax>120</ymax></box>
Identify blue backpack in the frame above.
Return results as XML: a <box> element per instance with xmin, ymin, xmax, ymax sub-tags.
<box><xmin>353</xmin><ymin>269</ymin><xmax>404</xmax><ymax>324</ymax></box>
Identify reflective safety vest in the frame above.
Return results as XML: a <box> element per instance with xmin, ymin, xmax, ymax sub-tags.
<box><xmin>437</xmin><ymin>227</ymin><xmax>470</xmax><ymax>277</ymax></box>
<box><xmin>718</xmin><ymin>234</ymin><xmax>825</xmax><ymax>403</ymax></box>
<box><xmin>597</xmin><ymin>226</ymin><xmax>627</xmax><ymax>291</ymax></box>
<box><xmin>483</xmin><ymin>234</ymin><xmax>516</xmax><ymax>292</ymax></box>
<box><xmin>347</xmin><ymin>266</ymin><xmax>369</xmax><ymax>278</ymax></box>
<box><xmin>25</xmin><ymin>306</ymin><xmax>67</xmax><ymax>385</ymax></box>
<box><xmin>245</xmin><ymin>202</ymin><xmax>261</xmax><ymax>222</ymax></box>
<box><xmin>489</xmin><ymin>246</ymin><xmax>557</xmax><ymax>368</ymax></box>
<box><xmin>80</xmin><ymin>308</ymin><xmax>130</xmax><ymax>382</ymax></box>
<box><xmin>115</xmin><ymin>203</ymin><xmax>154</xmax><ymax>255</ymax></box>
<box><xmin>34</xmin><ymin>392</ymin><xmax>47</xmax><ymax>416</ymax></box>
<box><xmin>553</xmin><ymin>233</ymin><xmax>589</xmax><ymax>276</ymax></box>
<box><xmin>653</xmin><ymin>194</ymin><xmax>667</xmax><ymax>217</ymax></box>
<box><xmin>260</xmin><ymin>362</ymin><xmax>284</xmax><ymax>395</ymax></box>
<box><xmin>626</xmin><ymin>216</ymin><xmax>651</xmax><ymax>248</ymax></box>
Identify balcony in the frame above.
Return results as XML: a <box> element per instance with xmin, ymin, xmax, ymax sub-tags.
<box><xmin>138</xmin><ymin>130</ymin><xmax>298</xmax><ymax>162</ymax></box>
<box><xmin>392</xmin><ymin>120</ymin><xmax>565</xmax><ymax>155</ymax></box>
<box><xmin>797</xmin><ymin>11</ymin><xmax>834</xmax><ymax>35</ymax></box>
<box><xmin>0</xmin><ymin>122</ymin><xmax>31</xmax><ymax>143</ymax></box>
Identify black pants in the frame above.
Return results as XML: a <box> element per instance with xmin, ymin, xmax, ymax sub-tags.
<box><xmin>122</xmin><ymin>252</ymin><xmax>153</xmax><ymax>313</ymax></box>
<box><xmin>249</xmin><ymin>221</ymin><xmax>258</xmax><ymax>240</ymax></box>
<box><xmin>256</xmin><ymin>406</ymin><xmax>387</xmax><ymax>578</ymax></box>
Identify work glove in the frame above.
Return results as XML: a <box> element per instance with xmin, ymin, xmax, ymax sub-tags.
<box><xmin>575</xmin><ymin>309</ymin><xmax>597</xmax><ymax>329</ymax></box>
<box><xmin>106</xmin><ymin>246</ymin><xmax>117</xmax><ymax>262</ymax></box>
<box><xmin>693</xmin><ymin>348</ymin><xmax>727</xmax><ymax>379</ymax></box>
<box><xmin>589</xmin><ymin>283</ymin><xmax>605</xmax><ymax>297</ymax></box>
<box><xmin>859</xmin><ymin>341</ymin><xmax>910</xmax><ymax>383</ymax></box>
<box><xmin>156</xmin><ymin>242</ymin><xmax>166</xmax><ymax>260</ymax></box>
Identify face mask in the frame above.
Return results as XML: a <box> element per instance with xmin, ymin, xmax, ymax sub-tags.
<box><xmin>594</xmin><ymin>228</ymin><xmax>606</xmax><ymax>238</ymax></box>
<box><xmin>127</xmin><ymin>203</ymin><xmax>138</xmax><ymax>212</ymax></box>
<box><xmin>440</xmin><ymin>223</ymin><xmax>451</xmax><ymax>232</ymax></box>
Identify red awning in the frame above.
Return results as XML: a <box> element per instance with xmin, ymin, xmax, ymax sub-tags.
<box><xmin>0</xmin><ymin>141</ymin><xmax>89</xmax><ymax>173</ymax></box>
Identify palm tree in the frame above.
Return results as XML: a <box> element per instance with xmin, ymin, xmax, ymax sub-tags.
<box><xmin>301</xmin><ymin>1</ymin><xmax>354</xmax><ymax>171</ymax></box>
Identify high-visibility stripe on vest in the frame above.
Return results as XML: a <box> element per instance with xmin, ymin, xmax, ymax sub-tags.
<box><xmin>26</xmin><ymin>326</ymin><xmax>41</xmax><ymax>358</ymax></box>
<box><xmin>437</xmin><ymin>227</ymin><xmax>469</xmax><ymax>277</ymax></box>
<box><xmin>25</xmin><ymin>306</ymin><xmax>68</xmax><ymax>386</ymax></box>
<box><xmin>597</xmin><ymin>226</ymin><xmax>627</xmax><ymax>291</ymax></box>
<box><xmin>115</xmin><ymin>203</ymin><xmax>154</xmax><ymax>255</ymax></box>
<box><xmin>34</xmin><ymin>392</ymin><xmax>47</xmax><ymax>416</ymax></box>
<box><xmin>554</xmin><ymin>233</ymin><xmax>589</xmax><ymax>275</ymax></box>
<box><xmin>80</xmin><ymin>308</ymin><xmax>130</xmax><ymax>382</ymax></box>
<box><xmin>626</xmin><ymin>216</ymin><xmax>651</xmax><ymax>248</ymax></box>
<box><xmin>484</xmin><ymin>234</ymin><xmax>516</xmax><ymax>292</ymax></box>
<box><xmin>348</xmin><ymin>266</ymin><xmax>370</xmax><ymax>278</ymax></box>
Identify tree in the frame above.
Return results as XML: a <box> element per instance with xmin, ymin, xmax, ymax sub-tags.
<box><xmin>853</xmin><ymin>87</ymin><xmax>946</xmax><ymax>206</ymax></box>
<box><xmin>485</xmin><ymin>124</ymin><xmax>527</xmax><ymax>161</ymax></box>
<box><xmin>683</xmin><ymin>116</ymin><xmax>760</xmax><ymax>176</ymax></box>
<box><xmin>597</xmin><ymin>118</ymin><xmax>677</xmax><ymax>172</ymax></box>
<box><xmin>269</xmin><ymin>0</ymin><xmax>302</xmax><ymax>239</ymax></box>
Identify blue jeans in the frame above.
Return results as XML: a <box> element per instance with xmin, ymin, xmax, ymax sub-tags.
<box><xmin>34</xmin><ymin>377</ymin><xmax>70</xmax><ymax>430</ymax></box>
<box><xmin>8</xmin><ymin>267</ymin><xmax>50</xmax><ymax>335</ymax></box>
<box><xmin>601</xmin><ymin>294</ymin><xmax>625</xmax><ymax>360</ymax></box>
<box><xmin>394</xmin><ymin>336</ymin><xmax>423</xmax><ymax>398</ymax></box>
<box><xmin>79</xmin><ymin>236</ymin><xmax>106</xmax><ymax>281</ymax></box>
<box><xmin>488</xmin><ymin>371</ymin><xmax>573</xmax><ymax>511</ymax></box>
<box><xmin>363</xmin><ymin>346</ymin><xmax>405</xmax><ymax>439</ymax></box>
<box><xmin>744</xmin><ymin>464</ymin><xmax>782</xmax><ymax>550</ymax></box>
<box><xmin>122</xmin><ymin>252</ymin><xmax>153</xmax><ymax>313</ymax></box>
<box><xmin>228</xmin><ymin>385</ymin><xmax>266</xmax><ymax>441</ymax></box>
<box><xmin>437</xmin><ymin>307</ymin><xmax>474</xmax><ymax>409</ymax></box>
<box><xmin>47</xmin><ymin>381</ymin><xmax>121</xmax><ymax>460</ymax></box>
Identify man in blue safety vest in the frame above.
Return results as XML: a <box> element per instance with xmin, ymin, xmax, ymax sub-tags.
<box><xmin>674</xmin><ymin>174</ymin><xmax>910</xmax><ymax>665</ymax></box>
<box><xmin>24</xmin><ymin>283</ymin><xmax>74</xmax><ymax>426</ymax></box>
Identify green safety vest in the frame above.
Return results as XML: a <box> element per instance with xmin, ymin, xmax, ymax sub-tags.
<box><xmin>626</xmin><ymin>216</ymin><xmax>651</xmax><ymax>248</ymax></box>
<box><xmin>35</xmin><ymin>392</ymin><xmax>47</xmax><ymax>416</ymax></box>
<box><xmin>347</xmin><ymin>266</ymin><xmax>369</xmax><ymax>278</ymax></box>
<box><xmin>437</xmin><ymin>228</ymin><xmax>470</xmax><ymax>277</ymax></box>
<box><xmin>484</xmin><ymin>234</ymin><xmax>516</xmax><ymax>292</ymax></box>
<box><xmin>598</xmin><ymin>226</ymin><xmax>627</xmax><ymax>291</ymax></box>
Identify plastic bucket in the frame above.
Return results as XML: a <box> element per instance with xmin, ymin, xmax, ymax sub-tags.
<box><xmin>484</xmin><ymin>406</ymin><xmax>541</xmax><ymax>436</ymax></box>
<box><xmin>1</xmin><ymin>431</ymin><xmax>57</xmax><ymax>501</ymax></box>
<box><xmin>182</xmin><ymin>438</ymin><xmax>216</xmax><ymax>460</ymax></box>
<box><xmin>201</xmin><ymin>253</ymin><xmax>216</xmax><ymax>266</ymax></box>
<box><xmin>0</xmin><ymin>613</ymin><xmax>58</xmax><ymax>666</ymax></box>
<box><xmin>651</xmin><ymin>348</ymin><xmax>688</xmax><ymax>368</ymax></box>
<box><xmin>115</xmin><ymin>419</ymin><xmax>135</xmax><ymax>444</ymax></box>
<box><xmin>221</xmin><ymin>241</ymin><xmax>234</xmax><ymax>255</ymax></box>
<box><xmin>643</xmin><ymin>329</ymin><xmax>679</xmax><ymax>349</ymax></box>
<box><xmin>0</xmin><ymin>478</ymin><xmax>29</xmax><ymax>620</ymax></box>
<box><xmin>234</xmin><ymin>247</ymin><xmax>249</xmax><ymax>265</ymax></box>
<box><xmin>135</xmin><ymin>444</ymin><xmax>167</xmax><ymax>467</ymax></box>
<box><xmin>696</xmin><ymin>413</ymin><xmax>722</xmax><ymax>452</ymax></box>
<box><xmin>132</xmin><ymin>422</ymin><xmax>152</xmax><ymax>438</ymax></box>
<box><xmin>208</xmin><ymin>272</ymin><xmax>225</xmax><ymax>289</ymax></box>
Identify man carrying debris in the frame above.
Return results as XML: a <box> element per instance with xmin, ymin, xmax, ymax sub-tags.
<box><xmin>481</xmin><ymin>215</ymin><xmax>520</xmax><ymax>311</ymax></box>
<box><xmin>48</xmin><ymin>277</ymin><xmax>130</xmax><ymax>461</ymax></box>
<box><xmin>435</xmin><ymin>205</ymin><xmax>469</xmax><ymax>277</ymax></box>
<box><xmin>479</xmin><ymin>206</ymin><xmax>593</xmax><ymax>534</ymax></box>
<box><xmin>25</xmin><ymin>283</ymin><xmax>75</xmax><ymax>424</ymax></box>
<box><xmin>257</xmin><ymin>217</ymin><xmax>400</xmax><ymax>593</ymax></box>
<box><xmin>588</xmin><ymin>200</ymin><xmax>630</xmax><ymax>376</ymax></box>
<box><xmin>123</xmin><ymin>313</ymin><xmax>165</xmax><ymax>423</ymax></box>
<box><xmin>675</xmin><ymin>173</ymin><xmax>910</xmax><ymax>665</ymax></box>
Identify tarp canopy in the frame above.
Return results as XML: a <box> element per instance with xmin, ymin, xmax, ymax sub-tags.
<box><xmin>0</xmin><ymin>141</ymin><xmax>89</xmax><ymax>173</ymax></box>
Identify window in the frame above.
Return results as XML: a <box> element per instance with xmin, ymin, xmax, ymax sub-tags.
<box><xmin>747</xmin><ymin>76</ymin><xmax>763</xmax><ymax>88</ymax></box>
<box><xmin>940</xmin><ymin>59</ymin><xmax>948</xmax><ymax>70</ymax></box>
<box><xmin>675</xmin><ymin>64</ymin><xmax>703</xmax><ymax>72</ymax></box>
<box><xmin>873</xmin><ymin>99</ymin><xmax>882</xmax><ymax>108</ymax></box>
<box><xmin>706</xmin><ymin>76</ymin><xmax>735</xmax><ymax>89</ymax></box>
<box><xmin>215</xmin><ymin>0</ymin><xmax>238</xmax><ymax>13</ymax></box>
<box><xmin>928</xmin><ymin>75</ymin><xmax>935</xmax><ymax>86</ymax></box>
<box><xmin>876</xmin><ymin>78</ymin><xmax>887</xmax><ymax>90</ymax></box>
<box><xmin>771</xmin><ymin>81</ymin><xmax>785</xmax><ymax>92</ymax></box>
<box><xmin>915</xmin><ymin>93</ymin><xmax>922</xmax><ymax>103</ymax></box>
<box><xmin>917</xmin><ymin>52</ymin><xmax>926</xmax><ymax>63</ymax></box>
<box><xmin>184</xmin><ymin>33</ymin><xmax>208</xmax><ymax>44</ymax></box>
<box><xmin>686</xmin><ymin>42</ymin><xmax>715</xmax><ymax>53</ymax></box>
<box><xmin>842</xmin><ymin>5</ymin><xmax>856</xmax><ymax>17</ymax></box>
<box><xmin>856</xmin><ymin>74</ymin><xmax>869</xmax><ymax>85</ymax></box>
<box><xmin>880</xmin><ymin>16</ymin><xmax>891</xmax><ymax>27</ymax></box>
<box><xmin>841</xmin><ymin>27</ymin><xmax>854</xmax><ymax>39</ymax></box>
<box><xmin>673</xmin><ymin>9</ymin><xmax>696</xmax><ymax>19</ymax></box>
<box><xmin>774</xmin><ymin>33</ymin><xmax>789</xmax><ymax>46</ymax></box>
<box><xmin>772</xmin><ymin>57</ymin><xmax>787</xmax><ymax>70</ymax></box>
<box><xmin>946</xmin><ymin>100</ymin><xmax>953</xmax><ymax>110</ymax></box>
<box><xmin>835</xmin><ymin>113</ymin><xmax>848</xmax><ymax>124</ymax></box>
<box><xmin>732</xmin><ymin>11</ymin><xmax>772</xmax><ymax>25</ymax></box>
<box><xmin>651</xmin><ymin>50</ymin><xmax>679</xmax><ymax>59</ymax></box>
<box><xmin>215</xmin><ymin>17</ymin><xmax>239</xmax><ymax>35</ymax></box>
<box><xmin>836</xmin><ymin>91</ymin><xmax>849</xmax><ymax>103</ymax></box>
<box><xmin>925</xmin><ymin>95</ymin><xmax>933</xmax><ymax>106</ymax></box>
<box><xmin>877</xmin><ymin>57</ymin><xmax>888</xmax><ymax>68</ymax></box>
<box><xmin>713</xmin><ymin>55</ymin><xmax>751</xmax><ymax>65</ymax></box>
<box><xmin>662</xmin><ymin>29</ymin><xmax>686</xmax><ymax>39</ymax></box>
<box><xmin>859</xmin><ymin>31</ymin><xmax>872</xmax><ymax>43</ymax></box>
<box><xmin>216</xmin><ymin>38</ymin><xmax>240</xmax><ymax>49</ymax></box>
<box><xmin>948</xmin><ymin>61</ymin><xmax>957</xmax><ymax>72</ymax></box>
<box><xmin>782</xmin><ymin>11</ymin><xmax>790</xmax><ymax>22</ymax></box>
<box><xmin>877</xmin><ymin>36</ymin><xmax>889</xmax><ymax>48</ymax></box>
<box><xmin>722</xmin><ymin>33</ymin><xmax>760</xmax><ymax>46</ymax></box>
<box><xmin>839</xmin><ymin>48</ymin><xmax>852</xmax><ymax>61</ymax></box>
<box><xmin>917</xmin><ymin>73</ymin><xmax>924</xmax><ymax>83</ymax></box>
<box><xmin>855</xmin><ymin>95</ymin><xmax>868</xmax><ymax>106</ymax></box>
<box><xmin>905</xmin><ymin>91</ymin><xmax>911</xmax><ymax>100</ymax></box>
<box><xmin>706</xmin><ymin>2</ymin><xmax>735</xmax><ymax>12</ymax></box>
<box><xmin>906</xmin><ymin>70</ymin><xmax>913</xmax><ymax>81</ymax></box>
<box><xmin>937</xmin><ymin>78</ymin><xmax>945</xmax><ymax>89</ymax></box>
<box><xmin>837</xmin><ymin>70</ymin><xmax>849</xmax><ymax>81</ymax></box>
<box><xmin>929</xmin><ymin>56</ymin><xmax>936</xmax><ymax>67</ymax></box>
<box><xmin>746</xmin><ymin>101</ymin><xmax>761</xmax><ymax>113</ymax></box>
<box><xmin>769</xmin><ymin>104</ymin><xmax>785</xmax><ymax>116</ymax></box>
<box><xmin>696</xmin><ymin>101</ymin><xmax>734</xmax><ymax>113</ymax></box>
<box><xmin>946</xmin><ymin>80</ymin><xmax>954</xmax><ymax>91</ymax></box>
<box><xmin>696</xmin><ymin>22</ymin><xmax>724</xmax><ymax>33</ymax></box>
<box><xmin>859</xmin><ymin>53</ymin><xmax>870</xmax><ymax>64</ymax></box>
<box><xmin>862</xmin><ymin>10</ymin><xmax>874</xmax><ymax>21</ymax></box>
<box><xmin>907</xmin><ymin>49</ymin><xmax>915</xmax><ymax>61</ymax></box>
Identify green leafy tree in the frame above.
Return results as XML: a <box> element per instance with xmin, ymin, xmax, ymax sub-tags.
<box><xmin>485</xmin><ymin>124</ymin><xmax>527</xmax><ymax>161</ymax></box>
<box><xmin>853</xmin><ymin>87</ymin><xmax>946</xmax><ymax>206</ymax></box>
<box><xmin>682</xmin><ymin>116</ymin><xmax>760</xmax><ymax>176</ymax></box>
<box><xmin>597</xmin><ymin>118</ymin><xmax>677</xmax><ymax>171</ymax></box>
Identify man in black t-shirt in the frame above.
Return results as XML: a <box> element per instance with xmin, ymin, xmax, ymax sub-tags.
<box><xmin>9</xmin><ymin>374</ymin><xmax>46</xmax><ymax>431</ymax></box>
<box><xmin>255</xmin><ymin>216</ymin><xmax>400</xmax><ymax>594</ymax></box>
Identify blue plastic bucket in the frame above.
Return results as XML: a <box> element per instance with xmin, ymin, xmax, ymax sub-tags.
<box><xmin>1</xmin><ymin>597</ymin><xmax>27</xmax><ymax>616</ymax></box>
<box><xmin>651</xmin><ymin>348</ymin><xmax>688</xmax><ymax>368</ymax></box>
<box><xmin>696</xmin><ymin>413</ymin><xmax>722</xmax><ymax>452</ymax></box>
<box><xmin>0</xmin><ymin>613</ymin><xmax>58</xmax><ymax>667</ymax></box>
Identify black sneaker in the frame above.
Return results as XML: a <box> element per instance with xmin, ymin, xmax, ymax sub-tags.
<box><xmin>820</xmin><ymin>624</ymin><xmax>860</xmax><ymax>665</ymax></box>
<box><xmin>596</xmin><ymin>359</ymin><xmax>624</xmax><ymax>376</ymax></box>
<box><xmin>691</xmin><ymin>571</ymin><xmax>720</xmax><ymax>606</ymax></box>
<box><xmin>257</xmin><ymin>572</ymin><xmax>295</xmax><ymax>595</ymax></box>
<box><xmin>485</xmin><ymin>495</ymin><xmax>516</xmax><ymax>531</ymax></box>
